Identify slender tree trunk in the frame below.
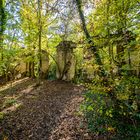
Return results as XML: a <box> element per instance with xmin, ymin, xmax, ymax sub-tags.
<box><xmin>37</xmin><ymin>0</ymin><xmax>42</xmax><ymax>83</ymax></box>
<box><xmin>106</xmin><ymin>0</ymin><xmax>114</xmax><ymax>78</ymax></box>
<box><xmin>32</xmin><ymin>60</ymin><xmax>35</xmax><ymax>78</ymax></box>
<box><xmin>0</xmin><ymin>0</ymin><xmax>7</xmax><ymax>82</ymax></box>
<box><xmin>75</xmin><ymin>0</ymin><xmax>106</xmax><ymax>77</ymax></box>
<box><xmin>0</xmin><ymin>0</ymin><xmax>6</xmax><ymax>60</ymax></box>
<box><xmin>29</xmin><ymin>62</ymin><xmax>32</xmax><ymax>77</ymax></box>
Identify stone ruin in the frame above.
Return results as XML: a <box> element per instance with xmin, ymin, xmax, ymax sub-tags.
<box><xmin>56</xmin><ymin>41</ymin><xmax>76</xmax><ymax>81</ymax></box>
<box><xmin>16</xmin><ymin>50</ymin><xmax>49</xmax><ymax>78</ymax></box>
<box><xmin>14</xmin><ymin>41</ymin><xmax>77</xmax><ymax>81</ymax></box>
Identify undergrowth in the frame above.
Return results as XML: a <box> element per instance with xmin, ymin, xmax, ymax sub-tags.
<box><xmin>81</xmin><ymin>75</ymin><xmax>140</xmax><ymax>139</ymax></box>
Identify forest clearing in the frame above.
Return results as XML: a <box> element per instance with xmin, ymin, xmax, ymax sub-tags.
<box><xmin>0</xmin><ymin>0</ymin><xmax>140</xmax><ymax>139</ymax></box>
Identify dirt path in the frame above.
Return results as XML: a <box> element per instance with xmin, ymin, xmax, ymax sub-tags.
<box><xmin>0</xmin><ymin>80</ymin><xmax>92</xmax><ymax>140</ymax></box>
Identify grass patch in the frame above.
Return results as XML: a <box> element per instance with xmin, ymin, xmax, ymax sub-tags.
<box><xmin>0</xmin><ymin>112</ymin><xmax>4</xmax><ymax>120</ymax></box>
<box><xmin>3</xmin><ymin>98</ymin><xmax>17</xmax><ymax>109</ymax></box>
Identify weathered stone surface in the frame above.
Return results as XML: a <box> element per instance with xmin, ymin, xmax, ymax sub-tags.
<box><xmin>41</xmin><ymin>50</ymin><xmax>49</xmax><ymax>77</ymax></box>
<box><xmin>56</xmin><ymin>41</ymin><xmax>76</xmax><ymax>81</ymax></box>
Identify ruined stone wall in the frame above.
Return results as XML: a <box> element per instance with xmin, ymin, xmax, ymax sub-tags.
<box><xmin>16</xmin><ymin>50</ymin><xmax>49</xmax><ymax>78</ymax></box>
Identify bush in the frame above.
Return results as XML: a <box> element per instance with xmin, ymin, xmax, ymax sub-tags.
<box><xmin>81</xmin><ymin>75</ymin><xmax>140</xmax><ymax>138</ymax></box>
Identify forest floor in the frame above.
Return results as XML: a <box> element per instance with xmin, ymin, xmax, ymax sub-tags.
<box><xmin>0</xmin><ymin>78</ymin><xmax>97</xmax><ymax>140</ymax></box>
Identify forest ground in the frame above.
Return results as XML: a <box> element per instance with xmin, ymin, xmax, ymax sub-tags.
<box><xmin>0</xmin><ymin>78</ymin><xmax>97</xmax><ymax>140</ymax></box>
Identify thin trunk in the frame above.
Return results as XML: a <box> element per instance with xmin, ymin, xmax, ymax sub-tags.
<box><xmin>31</xmin><ymin>57</ymin><xmax>35</xmax><ymax>79</ymax></box>
<box><xmin>29</xmin><ymin>62</ymin><xmax>32</xmax><ymax>77</ymax></box>
<box><xmin>106</xmin><ymin>0</ymin><xmax>113</xmax><ymax>78</ymax></box>
<box><xmin>127</xmin><ymin>49</ymin><xmax>131</xmax><ymax>70</ymax></box>
<box><xmin>75</xmin><ymin>0</ymin><xmax>106</xmax><ymax>77</ymax></box>
<box><xmin>38</xmin><ymin>0</ymin><xmax>42</xmax><ymax>83</ymax></box>
<box><xmin>0</xmin><ymin>0</ymin><xmax>6</xmax><ymax>60</ymax></box>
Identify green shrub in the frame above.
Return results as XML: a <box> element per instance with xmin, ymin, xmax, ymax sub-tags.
<box><xmin>81</xmin><ymin>75</ymin><xmax>140</xmax><ymax>138</ymax></box>
<box><xmin>0</xmin><ymin>112</ymin><xmax>4</xmax><ymax>120</ymax></box>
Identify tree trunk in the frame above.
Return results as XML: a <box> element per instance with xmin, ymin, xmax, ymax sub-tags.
<box><xmin>75</xmin><ymin>0</ymin><xmax>106</xmax><ymax>77</ymax></box>
<box><xmin>37</xmin><ymin>0</ymin><xmax>42</xmax><ymax>83</ymax></box>
<box><xmin>0</xmin><ymin>0</ymin><xmax>6</xmax><ymax>60</ymax></box>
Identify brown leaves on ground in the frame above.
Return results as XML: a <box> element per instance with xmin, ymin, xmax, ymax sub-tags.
<box><xmin>0</xmin><ymin>79</ymin><xmax>93</xmax><ymax>140</ymax></box>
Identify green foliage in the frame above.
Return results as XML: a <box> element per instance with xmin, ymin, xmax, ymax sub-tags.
<box><xmin>81</xmin><ymin>90</ymin><xmax>113</xmax><ymax>134</ymax></box>
<box><xmin>79</xmin><ymin>0</ymin><xmax>140</xmax><ymax>137</ymax></box>
<box><xmin>81</xmin><ymin>74</ymin><xmax>140</xmax><ymax>138</ymax></box>
<box><xmin>0</xmin><ymin>47</ymin><xmax>22</xmax><ymax>77</ymax></box>
<box><xmin>47</xmin><ymin>62</ymin><xmax>56</xmax><ymax>80</ymax></box>
<box><xmin>3</xmin><ymin>98</ymin><xmax>17</xmax><ymax>108</ymax></box>
<box><xmin>0</xmin><ymin>112</ymin><xmax>4</xmax><ymax>121</ymax></box>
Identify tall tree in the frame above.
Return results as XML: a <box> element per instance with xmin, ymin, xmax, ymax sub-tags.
<box><xmin>0</xmin><ymin>0</ymin><xmax>6</xmax><ymax>60</ymax></box>
<box><xmin>75</xmin><ymin>0</ymin><xmax>106</xmax><ymax>77</ymax></box>
<box><xmin>37</xmin><ymin>0</ymin><xmax>43</xmax><ymax>83</ymax></box>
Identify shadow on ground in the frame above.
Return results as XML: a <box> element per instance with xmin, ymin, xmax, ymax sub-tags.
<box><xmin>0</xmin><ymin>80</ymin><xmax>91</xmax><ymax>140</ymax></box>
